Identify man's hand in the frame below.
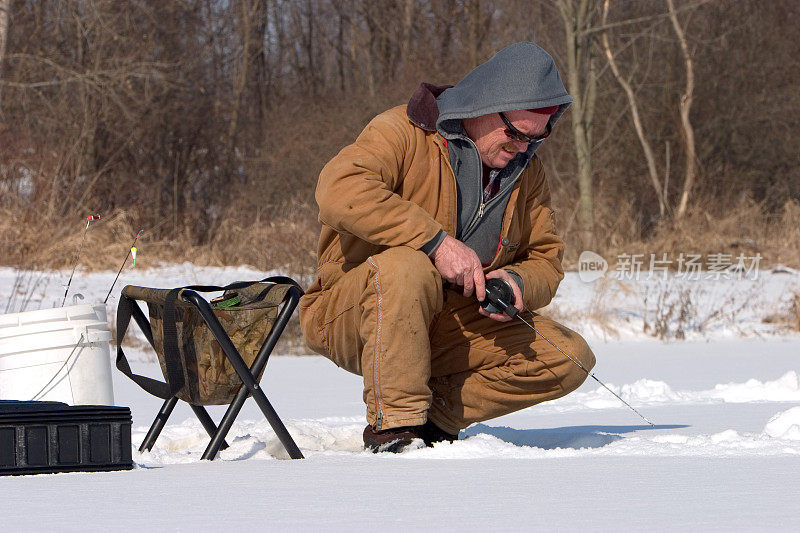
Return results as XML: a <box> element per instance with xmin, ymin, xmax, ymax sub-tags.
<box><xmin>478</xmin><ymin>269</ymin><xmax>524</xmax><ymax>322</ymax></box>
<box><xmin>431</xmin><ymin>235</ymin><xmax>485</xmax><ymax>300</ymax></box>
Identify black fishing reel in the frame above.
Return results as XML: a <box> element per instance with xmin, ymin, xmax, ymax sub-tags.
<box><xmin>480</xmin><ymin>278</ymin><xmax>518</xmax><ymax>318</ymax></box>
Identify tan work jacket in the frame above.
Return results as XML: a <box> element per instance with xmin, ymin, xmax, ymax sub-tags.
<box><xmin>304</xmin><ymin>104</ymin><xmax>564</xmax><ymax>312</ymax></box>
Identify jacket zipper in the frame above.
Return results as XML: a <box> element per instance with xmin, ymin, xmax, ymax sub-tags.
<box><xmin>463</xmin><ymin>182</ymin><xmax>516</xmax><ymax>242</ymax></box>
<box><xmin>460</xmin><ymin>143</ymin><xmax>488</xmax><ymax>239</ymax></box>
<box><xmin>366</xmin><ymin>256</ymin><xmax>386</xmax><ymax>430</ymax></box>
<box><xmin>460</xmin><ymin>137</ymin><xmax>529</xmax><ymax>240</ymax></box>
<box><xmin>374</xmin><ymin>288</ymin><xmax>385</xmax><ymax>430</ymax></box>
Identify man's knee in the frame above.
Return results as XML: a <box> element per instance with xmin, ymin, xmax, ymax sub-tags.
<box><xmin>368</xmin><ymin>246</ymin><xmax>441</xmax><ymax>296</ymax></box>
<box><xmin>537</xmin><ymin>321</ymin><xmax>595</xmax><ymax>395</ymax></box>
<box><xmin>558</xmin><ymin>332</ymin><xmax>596</xmax><ymax>394</ymax></box>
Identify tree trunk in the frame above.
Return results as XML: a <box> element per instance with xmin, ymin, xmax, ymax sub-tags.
<box><xmin>227</xmin><ymin>0</ymin><xmax>254</xmax><ymax>173</ymax></box>
<box><xmin>361</xmin><ymin>4</ymin><xmax>376</xmax><ymax>98</ymax></box>
<box><xmin>601</xmin><ymin>0</ymin><xmax>667</xmax><ymax>217</ymax></box>
<box><xmin>251</xmin><ymin>0</ymin><xmax>269</xmax><ymax>125</ymax></box>
<box><xmin>668</xmin><ymin>0</ymin><xmax>697</xmax><ymax>220</ymax></box>
<box><xmin>558</xmin><ymin>0</ymin><xmax>598</xmax><ymax>249</ymax></box>
<box><xmin>467</xmin><ymin>0</ymin><xmax>481</xmax><ymax>67</ymax></box>
<box><xmin>0</xmin><ymin>0</ymin><xmax>9</xmax><ymax>118</ymax></box>
<box><xmin>337</xmin><ymin>2</ymin><xmax>346</xmax><ymax>91</ymax></box>
<box><xmin>399</xmin><ymin>0</ymin><xmax>414</xmax><ymax>72</ymax></box>
<box><xmin>303</xmin><ymin>0</ymin><xmax>317</xmax><ymax>96</ymax></box>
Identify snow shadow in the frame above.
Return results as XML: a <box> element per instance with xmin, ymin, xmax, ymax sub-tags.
<box><xmin>464</xmin><ymin>423</ymin><xmax>689</xmax><ymax>450</ymax></box>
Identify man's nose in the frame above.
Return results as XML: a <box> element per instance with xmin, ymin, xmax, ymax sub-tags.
<box><xmin>512</xmin><ymin>139</ymin><xmax>529</xmax><ymax>151</ymax></box>
<box><xmin>503</xmin><ymin>141</ymin><xmax>526</xmax><ymax>153</ymax></box>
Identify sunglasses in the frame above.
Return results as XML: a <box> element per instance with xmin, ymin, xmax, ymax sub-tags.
<box><xmin>498</xmin><ymin>112</ymin><xmax>551</xmax><ymax>144</ymax></box>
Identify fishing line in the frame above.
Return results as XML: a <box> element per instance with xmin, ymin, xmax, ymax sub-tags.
<box><xmin>481</xmin><ymin>277</ymin><xmax>655</xmax><ymax>426</ymax></box>
<box><xmin>104</xmin><ymin>229</ymin><xmax>144</xmax><ymax>304</ymax></box>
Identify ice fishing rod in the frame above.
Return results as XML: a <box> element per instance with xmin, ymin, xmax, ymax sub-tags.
<box><xmin>104</xmin><ymin>229</ymin><xmax>143</xmax><ymax>304</ymax></box>
<box><xmin>62</xmin><ymin>215</ymin><xmax>101</xmax><ymax>306</ymax></box>
<box><xmin>481</xmin><ymin>278</ymin><xmax>655</xmax><ymax>426</ymax></box>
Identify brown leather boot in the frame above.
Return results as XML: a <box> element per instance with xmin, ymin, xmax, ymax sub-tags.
<box><xmin>363</xmin><ymin>421</ymin><xmax>458</xmax><ymax>453</ymax></box>
<box><xmin>422</xmin><ymin>420</ymin><xmax>458</xmax><ymax>446</ymax></box>
<box><xmin>363</xmin><ymin>424</ymin><xmax>426</xmax><ymax>453</ymax></box>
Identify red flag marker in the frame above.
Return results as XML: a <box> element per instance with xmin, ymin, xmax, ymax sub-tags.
<box><xmin>63</xmin><ymin>214</ymin><xmax>102</xmax><ymax>306</ymax></box>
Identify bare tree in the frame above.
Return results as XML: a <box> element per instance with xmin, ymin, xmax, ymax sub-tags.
<box><xmin>556</xmin><ymin>0</ymin><xmax>599</xmax><ymax>248</ymax></box>
<box><xmin>1</xmin><ymin>0</ymin><xmax>798</xmax><ymax>271</ymax></box>
<box><xmin>600</xmin><ymin>0</ymin><xmax>668</xmax><ymax>217</ymax></box>
<box><xmin>465</xmin><ymin>0</ymin><xmax>493</xmax><ymax>67</ymax></box>
<box><xmin>226</xmin><ymin>0</ymin><xmax>257</xmax><ymax>172</ymax></box>
<box><xmin>0</xmin><ymin>0</ymin><xmax>8</xmax><ymax>116</ymax></box>
<box><xmin>399</xmin><ymin>0</ymin><xmax>415</xmax><ymax>72</ymax></box>
<box><xmin>668</xmin><ymin>0</ymin><xmax>698</xmax><ymax>220</ymax></box>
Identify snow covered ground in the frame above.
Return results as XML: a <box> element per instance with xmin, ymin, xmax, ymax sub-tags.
<box><xmin>1</xmin><ymin>264</ymin><xmax>799</xmax><ymax>531</ymax></box>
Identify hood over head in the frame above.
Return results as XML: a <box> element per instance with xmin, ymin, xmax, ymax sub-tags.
<box><xmin>434</xmin><ymin>42</ymin><xmax>572</xmax><ymax>144</ymax></box>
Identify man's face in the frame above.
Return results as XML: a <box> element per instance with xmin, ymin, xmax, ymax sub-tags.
<box><xmin>462</xmin><ymin>110</ymin><xmax>551</xmax><ymax>169</ymax></box>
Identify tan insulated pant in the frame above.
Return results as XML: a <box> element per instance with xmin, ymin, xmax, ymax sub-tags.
<box><xmin>300</xmin><ymin>246</ymin><xmax>596</xmax><ymax>434</ymax></box>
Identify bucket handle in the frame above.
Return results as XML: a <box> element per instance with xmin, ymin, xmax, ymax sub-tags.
<box><xmin>29</xmin><ymin>333</ymin><xmax>84</xmax><ymax>401</ymax></box>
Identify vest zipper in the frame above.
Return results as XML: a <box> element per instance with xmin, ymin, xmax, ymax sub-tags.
<box><xmin>462</xmin><ymin>162</ymin><xmax>526</xmax><ymax>241</ymax></box>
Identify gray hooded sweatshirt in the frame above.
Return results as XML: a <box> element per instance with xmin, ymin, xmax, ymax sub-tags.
<box><xmin>422</xmin><ymin>42</ymin><xmax>572</xmax><ymax>288</ymax></box>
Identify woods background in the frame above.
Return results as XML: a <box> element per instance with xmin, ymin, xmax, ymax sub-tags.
<box><xmin>0</xmin><ymin>0</ymin><xmax>798</xmax><ymax>273</ymax></box>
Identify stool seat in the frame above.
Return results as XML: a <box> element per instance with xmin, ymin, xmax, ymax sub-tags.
<box><xmin>115</xmin><ymin>277</ymin><xmax>304</xmax><ymax>460</ymax></box>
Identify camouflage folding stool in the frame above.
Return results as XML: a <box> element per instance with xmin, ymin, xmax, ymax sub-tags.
<box><xmin>115</xmin><ymin>277</ymin><xmax>304</xmax><ymax>460</ymax></box>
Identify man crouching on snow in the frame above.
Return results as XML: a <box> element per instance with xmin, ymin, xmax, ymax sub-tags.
<box><xmin>299</xmin><ymin>42</ymin><xmax>596</xmax><ymax>453</ymax></box>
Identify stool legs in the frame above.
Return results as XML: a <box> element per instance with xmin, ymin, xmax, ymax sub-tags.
<box><xmin>190</xmin><ymin>405</ymin><xmax>229</xmax><ymax>451</ymax></box>
<box><xmin>200</xmin><ymin>379</ymin><xmax>303</xmax><ymax>460</ymax></box>
<box><xmin>139</xmin><ymin>396</ymin><xmax>178</xmax><ymax>452</ymax></box>
<box><xmin>187</xmin><ymin>292</ymin><xmax>305</xmax><ymax>460</ymax></box>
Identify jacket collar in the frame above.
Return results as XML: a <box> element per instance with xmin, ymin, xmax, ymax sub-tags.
<box><xmin>406</xmin><ymin>83</ymin><xmax>452</xmax><ymax>132</ymax></box>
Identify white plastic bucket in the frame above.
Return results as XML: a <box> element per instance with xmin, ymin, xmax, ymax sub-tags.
<box><xmin>0</xmin><ymin>303</ymin><xmax>115</xmax><ymax>405</ymax></box>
